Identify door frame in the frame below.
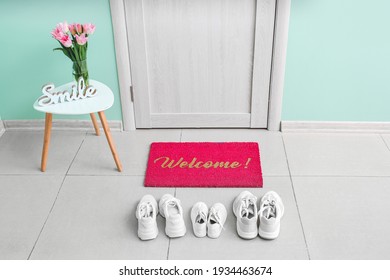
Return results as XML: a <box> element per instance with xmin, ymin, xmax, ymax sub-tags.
<box><xmin>109</xmin><ymin>0</ymin><xmax>291</xmax><ymax>131</ymax></box>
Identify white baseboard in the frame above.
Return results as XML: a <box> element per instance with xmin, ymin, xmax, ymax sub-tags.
<box><xmin>281</xmin><ymin>121</ymin><xmax>390</xmax><ymax>133</ymax></box>
<box><xmin>3</xmin><ymin>119</ymin><xmax>123</xmax><ymax>132</ymax></box>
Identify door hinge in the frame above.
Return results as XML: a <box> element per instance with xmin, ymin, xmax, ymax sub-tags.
<box><xmin>130</xmin><ymin>85</ymin><xmax>134</xmax><ymax>102</ymax></box>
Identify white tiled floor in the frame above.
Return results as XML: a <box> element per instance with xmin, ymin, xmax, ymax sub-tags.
<box><xmin>0</xmin><ymin>129</ymin><xmax>390</xmax><ymax>260</ymax></box>
<box><xmin>292</xmin><ymin>177</ymin><xmax>390</xmax><ymax>259</ymax></box>
<box><xmin>283</xmin><ymin>133</ymin><xmax>390</xmax><ymax>176</ymax></box>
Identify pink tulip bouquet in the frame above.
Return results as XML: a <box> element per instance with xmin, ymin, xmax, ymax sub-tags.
<box><xmin>51</xmin><ymin>21</ymin><xmax>95</xmax><ymax>85</ymax></box>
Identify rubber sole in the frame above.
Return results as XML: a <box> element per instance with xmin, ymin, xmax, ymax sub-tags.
<box><xmin>138</xmin><ymin>226</ymin><xmax>158</xmax><ymax>241</ymax></box>
<box><xmin>258</xmin><ymin>224</ymin><xmax>280</xmax><ymax>240</ymax></box>
<box><xmin>166</xmin><ymin>225</ymin><xmax>186</xmax><ymax>238</ymax></box>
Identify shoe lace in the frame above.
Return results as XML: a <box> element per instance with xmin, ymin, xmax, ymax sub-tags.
<box><xmin>196</xmin><ymin>211</ymin><xmax>207</xmax><ymax>224</ymax></box>
<box><xmin>260</xmin><ymin>199</ymin><xmax>276</xmax><ymax>219</ymax></box>
<box><xmin>208</xmin><ymin>207</ymin><xmax>225</xmax><ymax>230</ymax></box>
<box><xmin>138</xmin><ymin>202</ymin><xmax>153</xmax><ymax>219</ymax></box>
<box><xmin>240</xmin><ymin>197</ymin><xmax>257</xmax><ymax>218</ymax></box>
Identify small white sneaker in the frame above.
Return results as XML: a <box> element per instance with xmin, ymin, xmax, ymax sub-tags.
<box><xmin>191</xmin><ymin>202</ymin><xmax>208</xmax><ymax>238</ymax></box>
<box><xmin>207</xmin><ymin>203</ymin><xmax>227</xmax><ymax>239</ymax></box>
<box><xmin>135</xmin><ymin>194</ymin><xmax>158</xmax><ymax>240</ymax></box>
<box><xmin>159</xmin><ymin>194</ymin><xmax>186</xmax><ymax>238</ymax></box>
<box><xmin>233</xmin><ymin>191</ymin><xmax>258</xmax><ymax>239</ymax></box>
<box><xmin>258</xmin><ymin>191</ymin><xmax>284</xmax><ymax>240</ymax></box>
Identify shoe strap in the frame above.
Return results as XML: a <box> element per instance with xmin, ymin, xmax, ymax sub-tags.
<box><xmin>208</xmin><ymin>207</ymin><xmax>225</xmax><ymax>230</ymax></box>
<box><xmin>196</xmin><ymin>211</ymin><xmax>207</xmax><ymax>224</ymax></box>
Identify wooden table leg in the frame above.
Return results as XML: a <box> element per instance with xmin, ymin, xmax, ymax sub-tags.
<box><xmin>90</xmin><ymin>113</ymin><xmax>100</xmax><ymax>136</ymax></box>
<box><xmin>98</xmin><ymin>111</ymin><xmax>123</xmax><ymax>172</ymax></box>
<box><xmin>41</xmin><ymin>113</ymin><xmax>53</xmax><ymax>172</ymax></box>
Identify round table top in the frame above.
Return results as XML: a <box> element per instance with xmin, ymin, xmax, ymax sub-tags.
<box><xmin>33</xmin><ymin>80</ymin><xmax>114</xmax><ymax>115</ymax></box>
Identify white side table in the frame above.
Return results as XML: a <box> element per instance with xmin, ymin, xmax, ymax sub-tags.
<box><xmin>33</xmin><ymin>80</ymin><xmax>123</xmax><ymax>172</ymax></box>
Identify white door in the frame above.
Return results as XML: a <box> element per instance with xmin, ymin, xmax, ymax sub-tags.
<box><xmin>125</xmin><ymin>0</ymin><xmax>275</xmax><ymax>128</ymax></box>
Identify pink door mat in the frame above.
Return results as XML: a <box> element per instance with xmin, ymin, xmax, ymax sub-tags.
<box><xmin>144</xmin><ymin>142</ymin><xmax>263</xmax><ymax>188</ymax></box>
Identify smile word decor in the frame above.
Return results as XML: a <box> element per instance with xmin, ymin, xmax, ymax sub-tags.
<box><xmin>145</xmin><ymin>142</ymin><xmax>263</xmax><ymax>188</ymax></box>
<box><xmin>38</xmin><ymin>77</ymin><xmax>97</xmax><ymax>107</ymax></box>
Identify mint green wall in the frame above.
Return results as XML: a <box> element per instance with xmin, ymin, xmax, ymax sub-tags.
<box><xmin>283</xmin><ymin>0</ymin><xmax>390</xmax><ymax>121</ymax></box>
<box><xmin>0</xmin><ymin>0</ymin><xmax>122</xmax><ymax>120</ymax></box>
<box><xmin>1</xmin><ymin>0</ymin><xmax>390</xmax><ymax>123</ymax></box>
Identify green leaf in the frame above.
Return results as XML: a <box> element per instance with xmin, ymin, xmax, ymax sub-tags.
<box><xmin>74</xmin><ymin>44</ymin><xmax>81</xmax><ymax>61</ymax></box>
<box><xmin>68</xmin><ymin>47</ymin><xmax>76</xmax><ymax>62</ymax></box>
<box><xmin>53</xmin><ymin>47</ymin><xmax>71</xmax><ymax>59</ymax></box>
<box><xmin>81</xmin><ymin>46</ymin><xmax>86</xmax><ymax>60</ymax></box>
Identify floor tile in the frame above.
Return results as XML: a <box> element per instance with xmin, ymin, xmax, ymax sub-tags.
<box><xmin>68</xmin><ymin>130</ymin><xmax>182</xmax><ymax>176</ymax></box>
<box><xmin>0</xmin><ymin>131</ymin><xmax>85</xmax><ymax>175</ymax></box>
<box><xmin>293</xmin><ymin>177</ymin><xmax>390</xmax><ymax>259</ymax></box>
<box><xmin>181</xmin><ymin>129</ymin><xmax>289</xmax><ymax>176</ymax></box>
<box><xmin>30</xmin><ymin>176</ymin><xmax>174</xmax><ymax>260</ymax></box>
<box><xmin>2</xmin><ymin>129</ymin><xmax>389</xmax><ymax>261</ymax></box>
<box><xmin>169</xmin><ymin>177</ymin><xmax>308</xmax><ymax>259</ymax></box>
<box><xmin>283</xmin><ymin>133</ymin><xmax>390</xmax><ymax>176</ymax></box>
<box><xmin>0</xmin><ymin>175</ymin><xmax>63</xmax><ymax>259</ymax></box>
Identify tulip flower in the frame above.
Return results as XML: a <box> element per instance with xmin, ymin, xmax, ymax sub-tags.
<box><xmin>75</xmin><ymin>23</ymin><xmax>83</xmax><ymax>34</ymax></box>
<box><xmin>51</xmin><ymin>21</ymin><xmax>69</xmax><ymax>40</ymax></box>
<box><xmin>63</xmin><ymin>21</ymin><xmax>69</xmax><ymax>33</ymax></box>
<box><xmin>83</xmin><ymin>23</ymin><xmax>95</xmax><ymax>35</ymax></box>
<box><xmin>51</xmin><ymin>27</ymin><xmax>64</xmax><ymax>41</ymax></box>
<box><xmin>68</xmin><ymin>23</ymin><xmax>76</xmax><ymax>35</ymax></box>
<box><xmin>57</xmin><ymin>21</ymin><xmax>69</xmax><ymax>33</ymax></box>
<box><xmin>59</xmin><ymin>34</ymin><xmax>72</xmax><ymax>48</ymax></box>
<box><xmin>75</xmin><ymin>33</ymin><xmax>88</xmax><ymax>46</ymax></box>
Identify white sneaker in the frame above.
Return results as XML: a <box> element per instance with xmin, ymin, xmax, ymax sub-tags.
<box><xmin>233</xmin><ymin>191</ymin><xmax>258</xmax><ymax>239</ymax></box>
<box><xmin>191</xmin><ymin>202</ymin><xmax>208</xmax><ymax>238</ymax></box>
<box><xmin>135</xmin><ymin>195</ymin><xmax>158</xmax><ymax>240</ymax></box>
<box><xmin>207</xmin><ymin>203</ymin><xmax>227</xmax><ymax>239</ymax></box>
<box><xmin>159</xmin><ymin>194</ymin><xmax>186</xmax><ymax>238</ymax></box>
<box><xmin>258</xmin><ymin>191</ymin><xmax>284</xmax><ymax>240</ymax></box>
